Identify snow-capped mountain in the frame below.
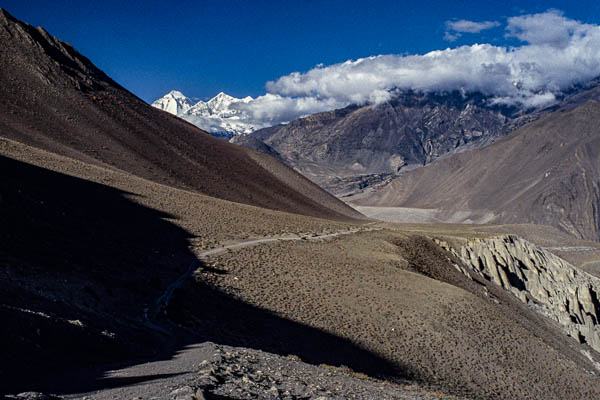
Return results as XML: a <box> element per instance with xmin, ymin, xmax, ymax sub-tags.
<box><xmin>207</xmin><ymin>92</ymin><xmax>253</xmax><ymax>115</ymax></box>
<box><xmin>151</xmin><ymin>90</ymin><xmax>194</xmax><ymax>115</ymax></box>
<box><xmin>152</xmin><ymin>91</ymin><xmax>260</xmax><ymax>137</ymax></box>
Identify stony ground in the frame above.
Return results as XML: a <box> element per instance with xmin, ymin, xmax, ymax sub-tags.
<box><xmin>0</xmin><ymin>138</ymin><xmax>356</xmax><ymax>395</ymax></box>
<box><xmin>375</xmin><ymin>221</ymin><xmax>600</xmax><ymax>271</ymax></box>
<box><xmin>11</xmin><ymin>342</ymin><xmax>465</xmax><ymax>400</ymax></box>
<box><xmin>178</xmin><ymin>344</ymin><xmax>466</xmax><ymax>400</ymax></box>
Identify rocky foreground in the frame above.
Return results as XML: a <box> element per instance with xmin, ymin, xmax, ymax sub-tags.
<box><xmin>172</xmin><ymin>344</ymin><xmax>464</xmax><ymax>400</ymax></box>
<box><xmin>5</xmin><ymin>342</ymin><xmax>464</xmax><ymax>400</ymax></box>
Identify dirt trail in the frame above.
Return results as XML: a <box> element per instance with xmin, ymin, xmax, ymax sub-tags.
<box><xmin>150</xmin><ymin>226</ymin><xmax>380</xmax><ymax>322</ymax></box>
<box><xmin>62</xmin><ymin>226</ymin><xmax>382</xmax><ymax>399</ymax></box>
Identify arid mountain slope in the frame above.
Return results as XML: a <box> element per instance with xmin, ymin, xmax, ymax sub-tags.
<box><xmin>0</xmin><ymin>8</ymin><xmax>361</xmax><ymax>221</ymax></box>
<box><xmin>355</xmin><ymin>101</ymin><xmax>600</xmax><ymax>241</ymax></box>
<box><xmin>0</xmin><ymin>137</ymin><xmax>362</xmax><ymax>395</ymax></box>
<box><xmin>182</xmin><ymin>229</ymin><xmax>600</xmax><ymax>400</ymax></box>
<box><xmin>3</xmin><ymin>8</ymin><xmax>600</xmax><ymax>400</ymax></box>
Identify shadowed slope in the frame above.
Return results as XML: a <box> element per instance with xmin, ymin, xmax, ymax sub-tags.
<box><xmin>0</xmin><ymin>8</ymin><xmax>362</xmax><ymax>221</ymax></box>
<box><xmin>356</xmin><ymin>101</ymin><xmax>600</xmax><ymax>241</ymax></box>
<box><xmin>0</xmin><ymin>155</ymin><xmax>193</xmax><ymax>392</ymax></box>
<box><xmin>0</xmin><ymin>151</ymin><xmax>391</xmax><ymax>396</ymax></box>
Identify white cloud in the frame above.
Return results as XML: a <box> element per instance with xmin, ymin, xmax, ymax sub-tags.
<box><xmin>260</xmin><ymin>10</ymin><xmax>600</xmax><ymax>113</ymax></box>
<box><xmin>506</xmin><ymin>9</ymin><xmax>593</xmax><ymax>48</ymax></box>
<box><xmin>181</xmin><ymin>10</ymin><xmax>600</xmax><ymax>131</ymax></box>
<box><xmin>446</xmin><ymin>19</ymin><xmax>500</xmax><ymax>33</ymax></box>
<box><xmin>443</xmin><ymin>31</ymin><xmax>461</xmax><ymax>42</ymax></box>
<box><xmin>444</xmin><ymin>19</ymin><xmax>500</xmax><ymax>41</ymax></box>
<box><xmin>231</xmin><ymin>94</ymin><xmax>345</xmax><ymax>126</ymax></box>
<box><xmin>447</xmin><ymin>19</ymin><xmax>500</xmax><ymax>34</ymax></box>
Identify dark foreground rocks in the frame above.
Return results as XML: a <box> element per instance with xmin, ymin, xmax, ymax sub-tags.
<box><xmin>175</xmin><ymin>343</ymin><xmax>464</xmax><ymax>400</ymax></box>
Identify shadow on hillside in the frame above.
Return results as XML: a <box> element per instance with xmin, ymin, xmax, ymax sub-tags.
<box><xmin>0</xmin><ymin>156</ymin><xmax>402</xmax><ymax>395</ymax></box>
<box><xmin>168</xmin><ymin>277</ymin><xmax>404</xmax><ymax>380</ymax></box>
<box><xmin>0</xmin><ymin>155</ymin><xmax>196</xmax><ymax>394</ymax></box>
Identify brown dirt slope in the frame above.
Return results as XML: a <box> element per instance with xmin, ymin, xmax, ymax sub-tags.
<box><xmin>182</xmin><ymin>231</ymin><xmax>600</xmax><ymax>400</ymax></box>
<box><xmin>3</xmin><ymin>138</ymin><xmax>600</xmax><ymax>399</ymax></box>
<box><xmin>356</xmin><ymin>100</ymin><xmax>600</xmax><ymax>241</ymax></box>
<box><xmin>0</xmin><ymin>136</ymin><xmax>360</xmax><ymax>395</ymax></box>
<box><xmin>0</xmin><ymin>8</ymin><xmax>362</xmax><ymax>221</ymax></box>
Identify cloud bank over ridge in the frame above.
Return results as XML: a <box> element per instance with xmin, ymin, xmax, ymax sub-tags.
<box><xmin>229</xmin><ymin>10</ymin><xmax>600</xmax><ymax>128</ymax></box>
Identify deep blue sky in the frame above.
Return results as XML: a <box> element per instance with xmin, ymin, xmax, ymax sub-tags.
<box><xmin>2</xmin><ymin>0</ymin><xmax>600</xmax><ymax>103</ymax></box>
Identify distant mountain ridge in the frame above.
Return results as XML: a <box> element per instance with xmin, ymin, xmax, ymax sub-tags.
<box><xmin>235</xmin><ymin>89</ymin><xmax>536</xmax><ymax>193</ymax></box>
<box><xmin>238</xmin><ymin>83</ymin><xmax>600</xmax><ymax>195</ymax></box>
<box><xmin>152</xmin><ymin>90</ymin><xmax>257</xmax><ymax>137</ymax></box>
<box><xmin>151</xmin><ymin>90</ymin><xmax>195</xmax><ymax>115</ymax></box>
<box><xmin>354</xmin><ymin>99</ymin><xmax>600</xmax><ymax>241</ymax></box>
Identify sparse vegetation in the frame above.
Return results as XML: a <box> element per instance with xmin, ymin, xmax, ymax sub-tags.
<box><xmin>172</xmin><ymin>231</ymin><xmax>600</xmax><ymax>400</ymax></box>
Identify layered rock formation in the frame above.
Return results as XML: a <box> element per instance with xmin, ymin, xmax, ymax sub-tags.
<box><xmin>436</xmin><ymin>235</ymin><xmax>600</xmax><ymax>353</ymax></box>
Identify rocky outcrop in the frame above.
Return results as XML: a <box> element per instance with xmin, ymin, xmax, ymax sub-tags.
<box><xmin>436</xmin><ymin>235</ymin><xmax>600</xmax><ymax>353</ymax></box>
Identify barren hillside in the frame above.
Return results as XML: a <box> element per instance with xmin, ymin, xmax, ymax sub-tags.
<box><xmin>355</xmin><ymin>101</ymin><xmax>600</xmax><ymax>241</ymax></box>
<box><xmin>0</xmin><ymin>8</ymin><xmax>362</xmax><ymax>221</ymax></box>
